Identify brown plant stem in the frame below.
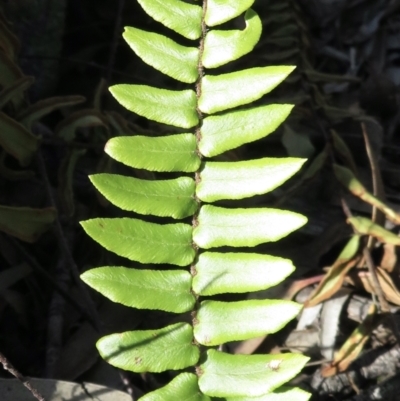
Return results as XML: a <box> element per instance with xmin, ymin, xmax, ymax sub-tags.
<box><xmin>0</xmin><ymin>351</ymin><xmax>45</xmax><ymax>401</ymax></box>
<box><xmin>340</xmin><ymin>199</ymin><xmax>389</xmax><ymax>313</ymax></box>
<box><xmin>362</xmin><ymin>246</ymin><xmax>390</xmax><ymax>313</ymax></box>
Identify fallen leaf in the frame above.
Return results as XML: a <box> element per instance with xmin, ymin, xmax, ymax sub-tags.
<box><xmin>305</xmin><ymin>235</ymin><xmax>361</xmax><ymax>307</ymax></box>
<box><xmin>321</xmin><ymin>303</ymin><xmax>377</xmax><ymax>377</ymax></box>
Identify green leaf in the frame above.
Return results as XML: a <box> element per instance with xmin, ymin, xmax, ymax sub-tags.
<box><xmin>105</xmin><ymin>134</ymin><xmax>201</xmax><ymax>173</ymax></box>
<box><xmin>109</xmin><ymin>85</ymin><xmax>198</xmax><ymax>129</ymax></box>
<box><xmin>199</xmin><ymin>104</ymin><xmax>293</xmax><ymax>157</ymax></box>
<box><xmin>198</xmin><ymin>350</ymin><xmax>309</xmax><ymax>397</ymax></box>
<box><xmin>331</xmin><ymin>131</ymin><xmax>358</xmax><ymax>175</ymax></box>
<box><xmin>347</xmin><ymin>216</ymin><xmax>400</xmax><ymax>246</ymax></box>
<box><xmin>97</xmin><ymin>323</ymin><xmax>199</xmax><ymax>373</ymax></box>
<box><xmin>0</xmin><ymin>158</ymin><xmax>34</xmax><ymax>180</ymax></box>
<box><xmin>123</xmin><ymin>27</ymin><xmax>199</xmax><ymax>84</ymax></box>
<box><xmin>55</xmin><ymin>109</ymin><xmax>108</xmax><ymax>142</ymax></box>
<box><xmin>194</xmin><ymin>300</ymin><xmax>301</xmax><ymax>346</ymax></box>
<box><xmin>0</xmin><ymin>206</ymin><xmax>56</xmax><ymax>243</ymax></box>
<box><xmin>137</xmin><ymin>0</ymin><xmax>202</xmax><ymax>40</ymax></box>
<box><xmin>140</xmin><ymin>373</ymin><xmax>211</xmax><ymax>401</ymax></box>
<box><xmin>18</xmin><ymin>96</ymin><xmax>85</xmax><ymax>131</ymax></box>
<box><xmin>0</xmin><ymin>52</ymin><xmax>24</xmax><ymax>108</ymax></box>
<box><xmin>90</xmin><ymin>174</ymin><xmax>198</xmax><ymax>219</ymax></box>
<box><xmin>58</xmin><ymin>149</ymin><xmax>86</xmax><ymax>217</ymax></box>
<box><xmin>225</xmin><ymin>387</ymin><xmax>311</xmax><ymax>401</ymax></box>
<box><xmin>81</xmin><ymin>267</ymin><xmax>195</xmax><ymax>313</ymax></box>
<box><xmin>281</xmin><ymin>125</ymin><xmax>315</xmax><ymax>158</ymax></box>
<box><xmin>199</xmin><ymin>66</ymin><xmax>295</xmax><ymax>114</ymax></box>
<box><xmin>0</xmin><ymin>76</ymin><xmax>34</xmax><ymax>110</ymax></box>
<box><xmin>197</xmin><ymin>157</ymin><xmax>306</xmax><ymax>202</ymax></box>
<box><xmin>0</xmin><ymin>18</ymin><xmax>20</xmax><ymax>59</ymax></box>
<box><xmin>193</xmin><ymin>252</ymin><xmax>295</xmax><ymax>296</ymax></box>
<box><xmin>333</xmin><ymin>164</ymin><xmax>400</xmax><ymax>225</ymax></box>
<box><xmin>193</xmin><ymin>205</ymin><xmax>307</xmax><ymax>249</ymax></box>
<box><xmin>0</xmin><ymin>111</ymin><xmax>38</xmax><ymax>166</ymax></box>
<box><xmin>205</xmin><ymin>0</ymin><xmax>255</xmax><ymax>27</ymax></box>
<box><xmin>81</xmin><ymin>218</ymin><xmax>195</xmax><ymax>266</ymax></box>
<box><xmin>203</xmin><ymin>9</ymin><xmax>262</xmax><ymax>69</ymax></box>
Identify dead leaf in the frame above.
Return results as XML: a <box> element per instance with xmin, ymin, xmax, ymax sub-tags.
<box><xmin>305</xmin><ymin>235</ymin><xmax>361</xmax><ymax>307</ymax></box>
<box><xmin>381</xmin><ymin>244</ymin><xmax>398</xmax><ymax>273</ymax></box>
<box><xmin>321</xmin><ymin>303</ymin><xmax>377</xmax><ymax>377</ymax></box>
<box><xmin>358</xmin><ymin>267</ymin><xmax>400</xmax><ymax>306</ymax></box>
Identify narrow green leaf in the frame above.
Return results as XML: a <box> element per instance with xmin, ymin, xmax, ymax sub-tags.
<box><xmin>81</xmin><ymin>267</ymin><xmax>195</xmax><ymax>313</ymax></box>
<box><xmin>193</xmin><ymin>205</ymin><xmax>307</xmax><ymax>249</ymax></box>
<box><xmin>58</xmin><ymin>149</ymin><xmax>86</xmax><ymax>217</ymax></box>
<box><xmin>198</xmin><ymin>350</ymin><xmax>309</xmax><ymax>397</ymax></box>
<box><xmin>0</xmin><ymin>158</ymin><xmax>34</xmax><ymax>180</ymax></box>
<box><xmin>0</xmin><ymin>51</ymin><xmax>22</xmax><ymax>82</ymax></box>
<box><xmin>0</xmin><ymin>52</ymin><xmax>24</xmax><ymax>108</ymax></box>
<box><xmin>55</xmin><ymin>109</ymin><xmax>108</xmax><ymax>142</ymax></box>
<box><xmin>137</xmin><ymin>0</ymin><xmax>202</xmax><ymax>40</ymax></box>
<box><xmin>333</xmin><ymin>164</ymin><xmax>400</xmax><ymax>225</ymax></box>
<box><xmin>109</xmin><ymin>85</ymin><xmax>198</xmax><ymax>129</ymax></box>
<box><xmin>0</xmin><ymin>206</ymin><xmax>56</xmax><ymax>243</ymax></box>
<box><xmin>197</xmin><ymin>157</ymin><xmax>306</xmax><ymax>202</ymax></box>
<box><xmin>18</xmin><ymin>96</ymin><xmax>85</xmax><ymax>131</ymax></box>
<box><xmin>199</xmin><ymin>104</ymin><xmax>293</xmax><ymax>157</ymax></box>
<box><xmin>81</xmin><ymin>218</ymin><xmax>195</xmax><ymax>266</ymax></box>
<box><xmin>105</xmin><ymin>134</ymin><xmax>201</xmax><ymax>173</ymax></box>
<box><xmin>282</xmin><ymin>125</ymin><xmax>315</xmax><ymax>158</ymax></box>
<box><xmin>0</xmin><ymin>76</ymin><xmax>34</xmax><ymax>109</ymax></box>
<box><xmin>97</xmin><ymin>323</ymin><xmax>199</xmax><ymax>373</ymax></box>
<box><xmin>0</xmin><ymin>111</ymin><xmax>38</xmax><ymax>166</ymax></box>
<box><xmin>331</xmin><ymin>130</ymin><xmax>358</xmax><ymax>175</ymax></box>
<box><xmin>194</xmin><ymin>300</ymin><xmax>301</xmax><ymax>346</ymax></box>
<box><xmin>123</xmin><ymin>27</ymin><xmax>199</xmax><ymax>84</ymax></box>
<box><xmin>199</xmin><ymin>66</ymin><xmax>295</xmax><ymax>114</ymax></box>
<box><xmin>348</xmin><ymin>216</ymin><xmax>400</xmax><ymax>246</ymax></box>
<box><xmin>205</xmin><ymin>0</ymin><xmax>255</xmax><ymax>27</ymax></box>
<box><xmin>140</xmin><ymin>373</ymin><xmax>211</xmax><ymax>401</ymax></box>
<box><xmin>203</xmin><ymin>9</ymin><xmax>262</xmax><ymax>69</ymax></box>
<box><xmin>90</xmin><ymin>174</ymin><xmax>198</xmax><ymax>219</ymax></box>
<box><xmin>0</xmin><ymin>18</ymin><xmax>20</xmax><ymax>59</ymax></box>
<box><xmin>193</xmin><ymin>252</ymin><xmax>295</xmax><ymax>296</ymax></box>
<box><xmin>226</xmin><ymin>387</ymin><xmax>311</xmax><ymax>401</ymax></box>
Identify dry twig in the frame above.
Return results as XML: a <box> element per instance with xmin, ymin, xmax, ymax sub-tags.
<box><xmin>0</xmin><ymin>351</ymin><xmax>45</xmax><ymax>401</ymax></box>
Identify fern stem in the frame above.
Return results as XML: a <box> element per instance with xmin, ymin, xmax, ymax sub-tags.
<box><xmin>190</xmin><ymin>0</ymin><xmax>208</xmax><ymax>352</ymax></box>
<box><xmin>194</xmin><ymin>0</ymin><xmax>207</xmax><ymax>147</ymax></box>
<box><xmin>191</xmin><ymin>0</ymin><xmax>208</xmax><ymax>270</ymax></box>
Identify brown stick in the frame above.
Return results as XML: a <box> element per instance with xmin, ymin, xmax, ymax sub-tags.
<box><xmin>0</xmin><ymin>351</ymin><xmax>45</xmax><ymax>401</ymax></box>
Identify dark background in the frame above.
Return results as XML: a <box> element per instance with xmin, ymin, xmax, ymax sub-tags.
<box><xmin>1</xmin><ymin>0</ymin><xmax>400</xmax><ymax>399</ymax></box>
